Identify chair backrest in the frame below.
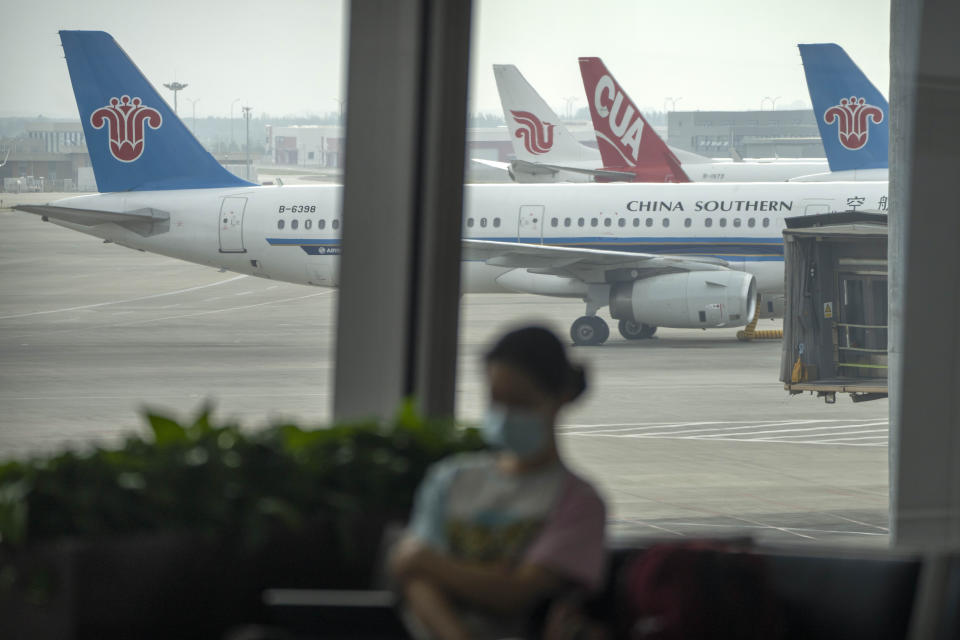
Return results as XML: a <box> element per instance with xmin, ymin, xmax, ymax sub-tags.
<box><xmin>763</xmin><ymin>552</ymin><xmax>921</xmax><ymax>640</ymax></box>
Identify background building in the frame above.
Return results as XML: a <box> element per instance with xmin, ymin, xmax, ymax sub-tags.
<box><xmin>0</xmin><ymin>120</ymin><xmax>91</xmax><ymax>191</ymax></box>
<box><xmin>667</xmin><ymin>109</ymin><xmax>825</xmax><ymax>159</ymax></box>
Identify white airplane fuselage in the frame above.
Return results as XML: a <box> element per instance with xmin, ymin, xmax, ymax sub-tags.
<box><xmin>45</xmin><ymin>181</ymin><xmax>887</xmax><ymax>301</ymax></box>
<box><xmin>509</xmin><ymin>149</ymin><xmax>833</xmax><ymax>183</ymax></box>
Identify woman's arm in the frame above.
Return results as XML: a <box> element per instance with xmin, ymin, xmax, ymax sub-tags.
<box><xmin>392</xmin><ymin>538</ymin><xmax>565</xmax><ymax>615</ymax></box>
<box><xmin>403</xmin><ymin>577</ymin><xmax>475</xmax><ymax>640</ymax></box>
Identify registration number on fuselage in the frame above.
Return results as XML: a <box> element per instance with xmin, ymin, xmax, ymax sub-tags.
<box><xmin>277</xmin><ymin>205</ymin><xmax>317</xmax><ymax>214</ymax></box>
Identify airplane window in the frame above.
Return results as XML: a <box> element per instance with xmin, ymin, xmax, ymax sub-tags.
<box><xmin>748</xmin><ymin>218</ymin><xmax>756</xmax><ymax>228</ymax></box>
<box><xmin>591</xmin><ymin>218</ymin><xmax>598</xmax><ymax>227</ymax></box>
<box><xmin>662</xmin><ymin>218</ymin><xmax>670</xmax><ymax>228</ymax></box>
<box><xmin>578</xmin><ymin>217</ymin><xmax>585</xmax><ymax>227</ymax></box>
<box><xmin>291</xmin><ymin>219</ymin><xmax>299</xmax><ymax>230</ymax></box>
<box><xmin>467</xmin><ymin>218</ymin><xmax>474</xmax><ymax>227</ymax></box>
<box><xmin>551</xmin><ymin>217</ymin><xmax>559</xmax><ymax>227</ymax></box>
<box><xmin>633</xmin><ymin>218</ymin><xmax>640</xmax><ymax>227</ymax></box>
<box><xmin>684</xmin><ymin>218</ymin><xmax>692</xmax><ymax>228</ymax></box>
<box><xmin>332</xmin><ymin>219</ymin><xmax>340</xmax><ymax>230</ymax></box>
<box><xmin>618</xmin><ymin>218</ymin><xmax>626</xmax><ymax>227</ymax></box>
<box><xmin>480</xmin><ymin>218</ymin><xmax>487</xmax><ymax>228</ymax></box>
<box><xmin>762</xmin><ymin>217</ymin><xmax>770</xmax><ymax>228</ymax></box>
<box><xmin>645</xmin><ymin>218</ymin><xmax>654</xmax><ymax>228</ymax></box>
<box><xmin>604</xmin><ymin>218</ymin><xmax>612</xmax><ymax>227</ymax></box>
<box><xmin>733</xmin><ymin>218</ymin><xmax>741</xmax><ymax>228</ymax></box>
<box><xmin>564</xmin><ymin>217</ymin><xmax>571</xmax><ymax>227</ymax></box>
<box><xmin>493</xmin><ymin>217</ymin><xmax>501</xmax><ymax>228</ymax></box>
<box><xmin>305</xmin><ymin>219</ymin><xmax>312</xmax><ymax>230</ymax></box>
<box><xmin>718</xmin><ymin>218</ymin><xmax>727</xmax><ymax>228</ymax></box>
<box><xmin>277</xmin><ymin>219</ymin><xmax>285</xmax><ymax>230</ymax></box>
<box><xmin>705</xmin><ymin>218</ymin><xmax>713</xmax><ymax>227</ymax></box>
<box><xmin>319</xmin><ymin>219</ymin><xmax>326</xmax><ymax>230</ymax></box>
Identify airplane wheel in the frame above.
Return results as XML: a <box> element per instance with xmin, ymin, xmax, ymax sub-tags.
<box><xmin>571</xmin><ymin>316</ymin><xmax>609</xmax><ymax>346</ymax></box>
<box><xmin>598</xmin><ymin>318</ymin><xmax>610</xmax><ymax>343</ymax></box>
<box><xmin>618</xmin><ymin>319</ymin><xmax>657</xmax><ymax>340</ymax></box>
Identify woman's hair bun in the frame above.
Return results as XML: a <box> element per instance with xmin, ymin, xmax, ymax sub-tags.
<box><xmin>485</xmin><ymin>325</ymin><xmax>587</xmax><ymax>403</ymax></box>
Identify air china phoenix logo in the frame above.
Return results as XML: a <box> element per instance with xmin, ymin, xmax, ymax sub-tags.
<box><xmin>823</xmin><ymin>97</ymin><xmax>884</xmax><ymax>151</ymax></box>
<box><xmin>510</xmin><ymin>110</ymin><xmax>555</xmax><ymax>155</ymax></box>
<box><xmin>90</xmin><ymin>96</ymin><xmax>163</xmax><ymax>162</ymax></box>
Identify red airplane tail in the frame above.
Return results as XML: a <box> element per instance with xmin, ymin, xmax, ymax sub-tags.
<box><xmin>579</xmin><ymin>57</ymin><xmax>689</xmax><ymax>183</ymax></box>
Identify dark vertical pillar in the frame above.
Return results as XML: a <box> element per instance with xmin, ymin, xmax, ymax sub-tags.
<box><xmin>333</xmin><ymin>0</ymin><xmax>472</xmax><ymax>421</ymax></box>
<box><xmin>890</xmin><ymin>0</ymin><xmax>960</xmax><ymax>546</ymax></box>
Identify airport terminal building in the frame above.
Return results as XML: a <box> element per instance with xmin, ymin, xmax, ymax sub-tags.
<box><xmin>3</xmin><ymin>110</ymin><xmax>826</xmax><ymax>190</ymax></box>
<box><xmin>667</xmin><ymin>109</ymin><xmax>826</xmax><ymax>159</ymax></box>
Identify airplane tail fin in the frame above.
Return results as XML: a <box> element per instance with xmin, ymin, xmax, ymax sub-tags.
<box><xmin>798</xmin><ymin>43</ymin><xmax>888</xmax><ymax>172</ymax></box>
<box><xmin>492</xmin><ymin>64</ymin><xmax>595</xmax><ymax>165</ymax></box>
<box><xmin>578</xmin><ymin>57</ymin><xmax>688</xmax><ymax>182</ymax></box>
<box><xmin>59</xmin><ymin>30</ymin><xmax>254</xmax><ymax>192</ymax></box>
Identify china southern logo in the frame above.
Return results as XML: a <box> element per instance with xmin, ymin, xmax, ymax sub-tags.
<box><xmin>510</xmin><ymin>110</ymin><xmax>555</xmax><ymax>155</ymax></box>
<box><xmin>90</xmin><ymin>96</ymin><xmax>163</xmax><ymax>162</ymax></box>
<box><xmin>823</xmin><ymin>97</ymin><xmax>884</xmax><ymax>151</ymax></box>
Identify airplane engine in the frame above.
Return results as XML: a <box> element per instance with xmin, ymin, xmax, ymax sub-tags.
<box><xmin>609</xmin><ymin>271</ymin><xmax>757</xmax><ymax>329</ymax></box>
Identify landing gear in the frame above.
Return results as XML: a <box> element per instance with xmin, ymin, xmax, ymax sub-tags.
<box><xmin>571</xmin><ymin>315</ymin><xmax>610</xmax><ymax>346</ymax></box>
<box><xmin>618</xmin><ymin>319</ymin><xmax>657</xmax><ymax>340</ymax></box>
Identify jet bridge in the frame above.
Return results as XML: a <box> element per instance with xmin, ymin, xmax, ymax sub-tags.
<box><xmin>780</xmin><ymin>212</ymin><xmax>888</xmax><ymax>403</ymax></box>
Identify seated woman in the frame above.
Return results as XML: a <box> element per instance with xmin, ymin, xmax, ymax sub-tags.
<box><xmin>390</xmin><ymin>326</ymin><xmax>607</xmax><ymax>640</ymax></box>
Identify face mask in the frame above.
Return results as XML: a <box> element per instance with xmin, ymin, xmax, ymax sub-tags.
<box><xmin>481</xmin><ymin>404</ymin><xmax>549</xmax><ymax>459</ymax></box>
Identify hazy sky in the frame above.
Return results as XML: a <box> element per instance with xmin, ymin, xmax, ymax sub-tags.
<box><xmin>2</xmin><ymin>0</ymin><xmax>890</xmax><ymax>119</ymax></box>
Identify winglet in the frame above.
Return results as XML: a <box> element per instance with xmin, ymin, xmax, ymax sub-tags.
<box><xmin>799</xmin><ymin>43</ymin><xmax>888</xmax><ymax>172</ymax></box>
<box><xmin>59</xmin><ymin>30</ymin><xmax>254</xmax><ymax>192</ymax></box>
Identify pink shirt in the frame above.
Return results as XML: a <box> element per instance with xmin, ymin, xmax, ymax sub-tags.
<box><xmin>408</xmin><ymin>452</ymin><xmax>607</xmax><ymax>592</ymax></box>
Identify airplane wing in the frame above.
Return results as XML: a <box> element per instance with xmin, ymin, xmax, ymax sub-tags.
<box><xmin>511</xmin><ymin>160</ymin><xmax>637</xmax><ymax>182</ymax></box>
<box><xmin>462</xmin><ymin>238</ymin><xmax>730</xmax><ymax>284</ymax></box>
<box><xmin>15</xmin><ymin>204</ymin><xmax>170</xmax><ymax>237</ymax></box>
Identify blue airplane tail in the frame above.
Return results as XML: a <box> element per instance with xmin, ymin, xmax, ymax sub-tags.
<box><xmin>60</xmin><ymin>30</ymin><xmax>254</xmax><ymax>192</ymax></box>
<box><xmin>799</xmin><ymin>43</ymin><xmax>888</xmax><ymax>172</ymax></box>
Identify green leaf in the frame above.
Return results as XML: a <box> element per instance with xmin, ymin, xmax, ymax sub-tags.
<box><xmin>146</xmin><ymin>413</ymin><xmax>187</xmax><ymax>446</ymax></box>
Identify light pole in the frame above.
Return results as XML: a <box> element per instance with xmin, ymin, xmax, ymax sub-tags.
<box><xmin>664</xmin><ymin>96</ymin><xmax>682</xmax><ymax>112</ymax></box>
<box><xmin>163</xmin><ymin>81</ymin><xmax>188</xmax><ymax>114</ymax></box>
<box><xmin>761</xmin><ymin>96</ymin><xmax>781</xmax><ymax>111</ymax></box>
<box><xmin>186</xmin><ymin>98</ymin><xmax>200</xmax><ymax>135</ymax></box>
<box><xmin>331</xmin><ymin>97</ymin><xmax>345</xmax><ymax>124</ymax></box>
<box><xmin>563</xmin><ymin>96</ymin><xmax>578</xmax><ymax>119</ymax></box>
<box><xmin>230</xmin><ymin>98</ymin><xmax>241</xmax><ymax>150</ymax></box>
<box><xmin>242</xmin><ymin>105</ymin><xmax>252</xmax><ymax>181</ymax></box>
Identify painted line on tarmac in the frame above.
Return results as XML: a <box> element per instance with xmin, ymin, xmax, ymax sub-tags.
<box><xmin>643</xmin><ymin>521</ymin><xmax>888</xmax><ymax>537</ymax></box>
<box><xmin>0</xmin><ymin>275</ymin><xmax>248</xmax><ymax>320</ymax></box>
<box><xmin>622</xmin><ymin>420</ymin><xmax>835</xmax><ymax>438</ymax></box>
<box><xmin>757</xmin><ymin>422</ymin><xmax>889</xmax><ymax>440</ymax></box>
<box><xmin>561</xmin><ymin>417</ymin><xmax>889</xmax><ymax>446</ymax></box>
<box><xmin>692</xmin><ymin>422</ymin><xmax>889</xmax><ymax>439</ymax></box>
<box><xmin>97</xmin><ymin>290</ymin><xmax>335</xmax><ymax>328</ymax></box>
<box><xmin>559</xmin><ymin>421</ymin><xmax>730</xmax><ymax>435</ymax></box>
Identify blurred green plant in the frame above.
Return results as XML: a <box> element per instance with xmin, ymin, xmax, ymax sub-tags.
<box><xmin>0</xmin><ymin>401</ymin><xmax>483</xmax><ymax>551</ymax></box>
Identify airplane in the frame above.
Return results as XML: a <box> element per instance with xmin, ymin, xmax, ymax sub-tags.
<box><xmin>486</xmin><ymin>64</ymin><xmax>689</xmax><ymax>183</ymax></box>
<box><xmin>578</xmin><ymin>57</ymin><xmax>835</xmax><ymax>183</ymax></box>
<box><xmin>16</xmin><ymin>30</ymin><xmax>889</xmax><ymax>348</ymax></box>
<box><xmin>788</xmin><ymin>43</ymin><xmax>889</xmax><ymax>182</ymax></box>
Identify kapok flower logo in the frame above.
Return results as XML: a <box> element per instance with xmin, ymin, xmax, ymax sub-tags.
<box><xmin>90</xmin><ymin>96</ymin><xmax>163</xmax><ymax>162</ymax></box>
<box><xmin>823</xmin><ymin>97</ymin><xmax>884</xmax><ymax>151</ymax></box>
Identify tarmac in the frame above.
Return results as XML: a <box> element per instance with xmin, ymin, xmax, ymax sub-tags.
<box><xmin>0</xmin><ymin>194</ymin><xmax>890</xmax><ymax>547</ymax></box>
